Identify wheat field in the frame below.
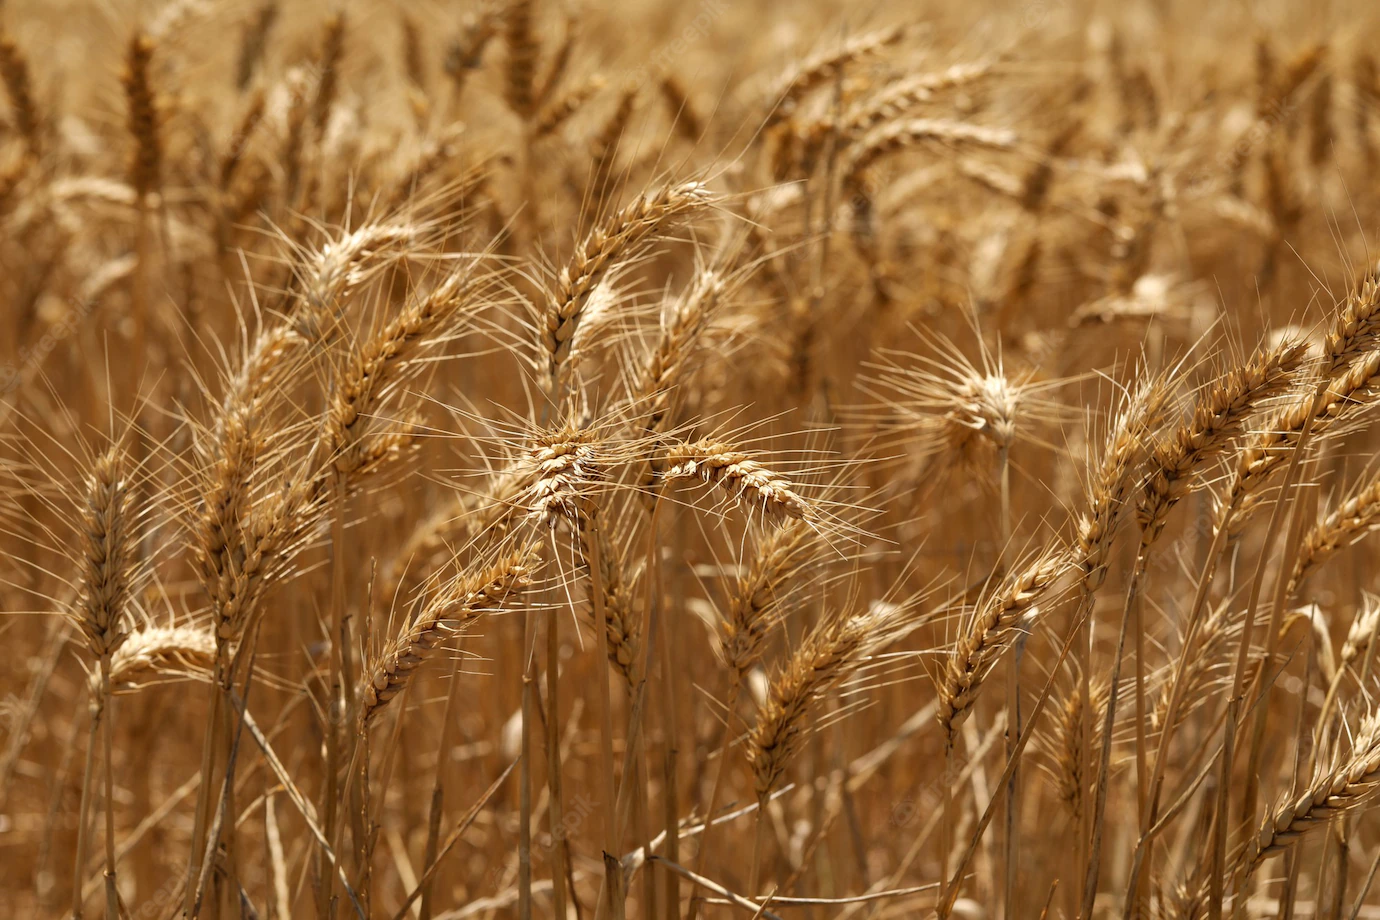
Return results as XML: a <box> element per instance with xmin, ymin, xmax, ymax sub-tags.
<box><xmin>5</xmin><ymin>1</ymin><xmax>1380</xmax><ymax>918</ymax></box>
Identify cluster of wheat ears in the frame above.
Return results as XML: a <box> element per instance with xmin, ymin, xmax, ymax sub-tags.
<box><xmin>8</xmin><ymin>1</ymin><xmax>1380</xmax><ymax>919</ymax></box>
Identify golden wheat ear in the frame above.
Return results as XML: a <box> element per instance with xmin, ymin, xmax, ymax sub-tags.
<box><xmin>746</xmin><ymin>597</ymin><xmax>913</xmax><ymax>799</ymax></box>
<box><xmin>1137</xmin><ymin>339</ymin><xmax>1307</xmax><ymax>547</ymax></box>
<box><xmin>541</xmin><ymin>180</ymin><xmax>718</xmax><ymax>394</ymax></box>
<box><xmin>1291</xmin><ymin>468</ymin><xmax>1380</xmax><ymax>597</ymax></box>
<box><xmin>716</xmin><ymin>518</ymin><xmax>820</xmax><ymax>679</ymax></box>
<box><xmin>362</xmin><ymin>541</ymin><xmax>540</xmax><ymax>725</ymax></box>
<box><xmin>937</xmin><ymin>548</ymin><xmax>1071</xmax><ymax>746</ymax></box>
<box><xmin>765</xmin><ymin>22</ymin><xmax>911</xmax><ymax>129</ymax></box>
<box><xmin>658</xmin><ymin>438</ymin><xmax>813</xmax><ymax>522</ymax></box>
<box><xmin>101</xmin><ymin>625</ymin><xmax>217</xmax><ymax>697</ymax></box>
<box><xmin>71</xmin><ymin>447</ymin><xmax>139</xmax><ymax>662</ymax></box>
<box><xmin>1239</xmin><ymin>712</ymin><xmax>1380</xmax><ymax>881</ymax></box>
<box><xmin>122</xmin><ymin>33</ymin><xmax>162</xmax><ymax>203</ymax></box>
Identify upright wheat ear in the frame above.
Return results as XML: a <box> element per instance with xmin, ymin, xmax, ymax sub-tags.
<box><xmin>235</xmin><ymin>2</ymin><xmax>279</xmax><ymax>90</ymax></box>
<box><xmin>323</xmin><ymin>264</ymin><xmax>481</xmax><ymax>478</ymax></box>
<box><xmin>577</xmin><ymin>515</ymin><xmax>640</xmax><ymax>684</ymax></box>
<box><xmin>1048</xmin><ymin>674</ymin><xmax>1109</xmax><ymax>819</ymax></box>
<box><xmin>1075</xmin><ymin>375</ymin><xmax>1170</xmax><ymax>589</ymax></box>
<box><xmin>69</xmin><ymin>445</ymin><xmax>139</xmax><ymax>920</ymax></box>
<box><xmin>73</xmin><ymin>449</ymin><xmax>137</xmax><ymax>660</ymax></box>
<box><xmin>310</xmin><ymin>12</ymin><xmax>347</xmax><ymax>134</ymax></box>
<box><xmin>635</xmin><ymin>269</ymin><xmax>726</xmax><ymax>433</ymax></box>
<box><xmin>1225</xmin><ymin>349</ymin><xmax>1380</xmax><ymax>535</ymax></box>
<box><xmin>719</xmin><ymin>520</ymin><xmax>817</xmax><ymax>677</ymax></box>
<box><xmin>122</xmin><ymin>33</ymin><xmax>161</xmax><ymax>201</ymax></box>
<box><xmin>503</xmin><ymin>0</ymin><xmax>538</xmax><ymax>119</ymax></box>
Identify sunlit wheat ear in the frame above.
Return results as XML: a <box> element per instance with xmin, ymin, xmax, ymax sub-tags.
<box><xmin>1239</xmin><ymin>711</ymin><xmax>1380</xmax><ymax>880</ymax></box>
<box><xmin>199</xmin><ymin>471</ymin><xmax>328</xmax><ymax>645</ymax></box>
<box><xmin>1339</xmin><ymin>596</ymin><xmax>1380</xmax><ymax>672</ymax></box>
<box><xmin>746</xmin><ymin>601</ymin><xmax>910</xmax><ymax>798</ymax></box>
<box><xmin>1223</xmin><ymin>349</ymin><xmax>1380</xmax><ymax>535</ymax></box>
<box><xmin>99</xmin><ymin>625</ymin><xmax>217</xmax><ymax>698</ymax></box>
<box><xmin>523</xmin><ymin>425</ymin><xmax>608</xmax><ymax>528</ymax></box>
<box><xmin>658</xmin><ymin>439</ymin><xmax>812</xmax><ymax>522</ymax></box>
<box><xmin>577</xmin><ymin>515</ymin><xmax>640</xmax><ymax>685</ymax></box>
<box><xmin>1291</xmin><ymin>470</ymin><xmax>1380</xmax><ymax>596</ymax></box>
<box><xmin>937</xmin><ymin>549</ymin><xmax>1072</xmax><ymax>745</ymax></box>
<box><xmin>1324</xmin><ymin>269</ymin><xmax>1380</xmax><ymax>370</ymax></box>
<box><xmin>632</xmin><ymin>267</ymin><xmax>727</xmax><ymax>434</ymax></box>
<box><xmin>542</xmin><ymin>181</ymin><xmax>718</xmax><ymax>392</ymax></box>
<box><xmin>860</xmin><ymin>330</ymin><xmax>1070</xmax><ymax>474</ymax></box>
<box><xmin>764</xmin><ymin>22</ymin><xmax>909</xmax><ymax>128</ymax></box>
<box><xmin>295</xmin><ymin>222</ymin><xmax>417</xmax><ymax>320</ymax></box>
<box><xmin>72</xmin><ymin>447</ymin><xmax>138</xmax><ymax>661</ymax></box>
<box><xmin>842</xmin><ymin>118</ymin><xmax>1017</xmax><ymax>190</ymax></box>
<box><xmin>717</xmin><ymin>519</ymin><xmax>820</xmax><ymax>679</ymax></box>
<box><xmin>1137</xmin><ymin>339</ymin><xmax>1307</xmax><ymax>547</ymax></box>
<box><xmin>361</xmin><ymin>543</ymin><xmax>540</xmax><ymax>724</ymax></box>
<box><xmin>1075</xmin><ymin>373</ymin><xmax>1173</xmax><ymax>590</ymax></box>
<box><xmin>323</xmin><ymin>261</ymin><xmax>487</xmax><ymax>479</ymax></box>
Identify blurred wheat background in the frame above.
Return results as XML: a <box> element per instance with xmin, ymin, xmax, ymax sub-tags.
<box><xmin>4</xmin><ymin>1</ymin><xmax>1380</xmax><ymax>919</ymax></box>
